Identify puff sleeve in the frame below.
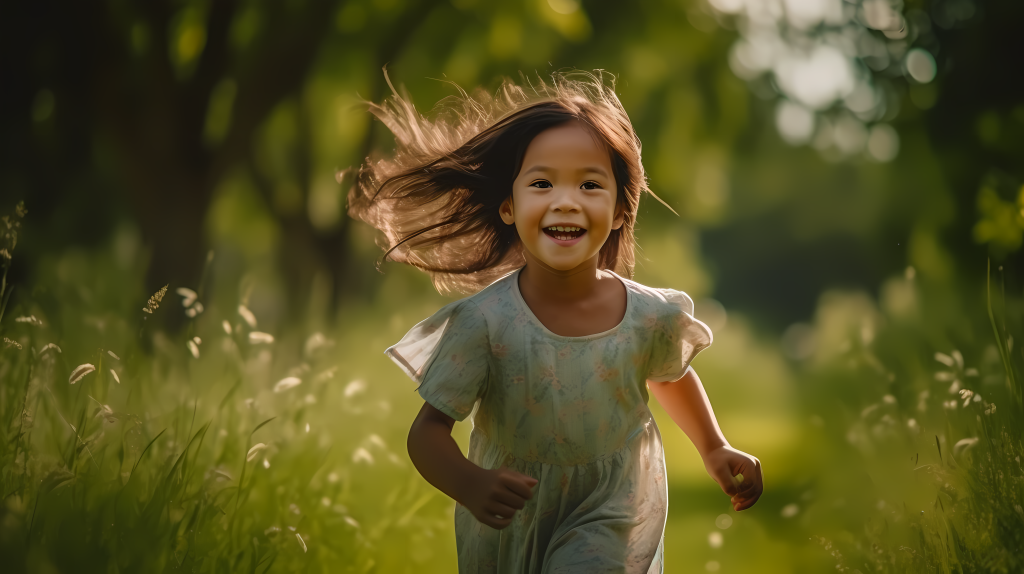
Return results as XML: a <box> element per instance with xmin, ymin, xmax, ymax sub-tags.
<box><xmin>646</xmin><ymin>289</ymin><xmax>713</xmax><ymax>383</ymax></box>
<box><xmin>385</xmin><ymin>300</ymin><xmax>491</xmax><ymax>421</ymax></box>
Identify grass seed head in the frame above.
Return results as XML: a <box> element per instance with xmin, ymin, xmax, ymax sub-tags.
<box><xmin>238</xmin><ymin>305</ymin><xmax>257</xmax><ymax>328</ymax></box>
<box><xmin>142</xmin><ymin>285</ymin><xmax>168</xmax><ymax>314</ymax></box>
<box><xmin>4</xmin><ymin>337</ymin><xmax>22</xmax><ymax>350</ymax></box>
<box><xmin>40</xmin><ymin>343</ymin><xmax>62</xmax><ymax>354</ymax></box>
<box><xmin>247</xmin><ymin>443</ymin><xmax>267</xmax><ymax>461</ymax></box>
<box><xmin>176</xmin><ymin>287</ymin><xmax>198</xmax><ymax>307</ymax></box>
<box><xmin>295</xmin><ymin>533</ymin><xmax>307</xmax><ymax>553</ymax></box>
<box><xmin>273</xmin><ymin>376</ymin><xmax>302</xmax><ymax>393</ymax></box>
<box><xmin>15</xmin><ymin>315</ymin><xmax>43</xmax><ymax>326</ymax></box>
<box><xmin>249</xmin><ymin>331</ymin><xmax>274</xmax><ymax>344</ymax></box>
<box><xmin>69</xmin><ymin>363</ymin><xmax>96</xmax><ymax>384</ymax></box>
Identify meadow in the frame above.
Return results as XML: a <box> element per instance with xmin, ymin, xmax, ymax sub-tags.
<box><xmin>1</xmin><ymin>200</ymin><xmax>1021</xmax><ymax>573</ymax></box>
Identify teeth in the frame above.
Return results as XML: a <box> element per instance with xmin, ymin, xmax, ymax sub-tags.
<box><xmin>546</xmin><ymin>226</ymin><xmax>582</xmax><ymax>232</ymax></box>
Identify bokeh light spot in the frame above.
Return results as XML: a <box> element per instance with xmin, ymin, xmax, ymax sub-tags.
<box><xmin>775</xmin><ymin>100</ymin><xmax>816</xmax><ymax>145</ymax></box>
<box><xmin>905</xmin><ymin>48</ymin><xmax>937</xmax><ymax>83</ymax></box>
<box><xmin>715</xmin><ymin>513</ymin><xmax>734</xmax><ymax>529</ymax></box>
<box><xmin>867</xmin><ymin>124</ymin><xmax>900</xmax><ymax>162</ymax></box>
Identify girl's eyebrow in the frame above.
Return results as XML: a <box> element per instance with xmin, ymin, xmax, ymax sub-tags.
<box><xmin>522</xmin><ymin>165</ymin><xmax>610</xmax><ymax>177</ymax></box>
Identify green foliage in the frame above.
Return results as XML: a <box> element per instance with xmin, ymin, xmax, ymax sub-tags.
<box><xmin>788</xmin><ymin>263</ymin><xmax>1024</xmax><ymax>573</ymax></box>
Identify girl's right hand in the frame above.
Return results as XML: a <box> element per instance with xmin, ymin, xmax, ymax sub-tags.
<box><xmin>462</xmin><ymin>467</ymin><xmax>537</xmax><ymax>530</ymax></box>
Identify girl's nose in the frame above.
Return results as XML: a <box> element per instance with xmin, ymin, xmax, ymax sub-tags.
<box><xmin>549</xmin><ymin>187</ymin><xmax>582</xmax><ymax>212</ymax></box>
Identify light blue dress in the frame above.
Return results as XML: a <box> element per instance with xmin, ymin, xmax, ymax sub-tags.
<box><xmin>386</xmin><ymin>268</ymin><xmax>712</xmax><ymax>573</ymax></box>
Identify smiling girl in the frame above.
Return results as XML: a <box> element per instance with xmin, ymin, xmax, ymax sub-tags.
<box><xmin>348</xmin><ymin>71</ymin><xmax>763</xmax><ymax>573</ymax></box>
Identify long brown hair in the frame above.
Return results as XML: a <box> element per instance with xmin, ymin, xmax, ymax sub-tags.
<box><xmin>347</xmin><ymin>70</ymin><xmax>671</xmax><ymax>295</ymax></box>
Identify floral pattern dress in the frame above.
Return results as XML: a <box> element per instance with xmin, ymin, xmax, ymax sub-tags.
<box><xmin>386</xmin><ymin>268</ymin><xmax>712</xmax><ymax>574</ymax></box>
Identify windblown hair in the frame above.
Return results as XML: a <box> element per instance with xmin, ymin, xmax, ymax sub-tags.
<box><xmin>347</xmin><ymin>70</ymin><xmax>667</xmax><ymax>295</ymax></box>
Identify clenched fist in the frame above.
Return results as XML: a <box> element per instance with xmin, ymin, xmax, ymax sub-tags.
<box><xmin>461</xmin><ymin>467</ymin><xmax>538</xmax><ymax>529</ymax></box>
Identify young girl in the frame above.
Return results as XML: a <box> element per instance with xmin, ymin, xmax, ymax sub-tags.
<box><xmin>349</xmin><ymin>71</ymin><xmax>763</xmax><ymax>573</ymax></box>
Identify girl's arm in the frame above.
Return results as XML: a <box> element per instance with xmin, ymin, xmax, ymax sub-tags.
<box><xmin>408</xmin><ymin>402</ymin><xmax>537</xmax><ymax>529</ymax></box>
<box><xmin>648</xmin><ymin>367</ymin><xmax>764</xmax><ymax>511</ymax></box>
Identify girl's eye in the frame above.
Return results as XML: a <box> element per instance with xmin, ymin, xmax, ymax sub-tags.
<box><xmin>581</xmin><ymin>181</ymin><xmax>603</xmax><ymax>190</ymax></box>
<box><xmin>530</xmin><ymin>180</ymin><xmax>552</xmax><ymax>189</ymax></box>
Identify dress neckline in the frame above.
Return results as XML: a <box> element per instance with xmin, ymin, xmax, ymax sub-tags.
<box><xmin>510</xmin><ymin>267</ymin><xmax>632</xmax><ymax>341</ymax></box>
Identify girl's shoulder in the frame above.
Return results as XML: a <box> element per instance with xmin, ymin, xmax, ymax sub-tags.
<box><xmin>616</xmin><ymin>276</ymin><xmax>695</xmax><ymax>317</ymax></box>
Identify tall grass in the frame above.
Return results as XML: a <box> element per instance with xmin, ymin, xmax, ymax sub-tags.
<box><xmin>795</xmin><ymin>265</ymin><xmax>1024</xmax><ymax>573</ymax></box>
<box><xmin>0</xmin><ymin>207</ymin><xmax>455</xmax><ymax>573</ymax></box>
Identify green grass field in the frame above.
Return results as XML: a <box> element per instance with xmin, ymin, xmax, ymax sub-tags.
<box><xmin>1</xmin><ymin>204</ymin><xmax>1022</xmax><ymax>573</ymax></box>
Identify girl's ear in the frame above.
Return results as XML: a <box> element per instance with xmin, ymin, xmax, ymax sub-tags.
<box><xmin>611</xmin><ymin>199</ymin><xmax>626</xmax><ymax>230</ymax></box>
<box><xmin>499</xmin><ymin>197</ymin><xmax>515</xmax><ymax>225</ymax></box>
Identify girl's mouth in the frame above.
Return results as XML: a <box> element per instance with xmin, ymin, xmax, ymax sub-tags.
<box><xmin>542</xmin><ymin>226</ymin><xmax>587</xmax><ymax>245</ymax></box>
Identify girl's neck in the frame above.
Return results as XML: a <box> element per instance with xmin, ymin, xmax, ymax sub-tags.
<box><xmin>518</xmin><ymin>252</ymin><xmax>607</xmax><ymax>305</ymax></box>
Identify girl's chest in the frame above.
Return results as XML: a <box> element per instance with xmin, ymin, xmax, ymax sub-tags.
<box><xmin>486</xmin><ymin>323</ymin><xmax>654</xmax><ymax>394</ymax></box>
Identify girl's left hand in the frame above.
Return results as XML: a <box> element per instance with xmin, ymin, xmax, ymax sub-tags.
<box><xmin>703</xmin><ymin>445</ymin><xmax>763</xmax><ymax>511</ymax></box>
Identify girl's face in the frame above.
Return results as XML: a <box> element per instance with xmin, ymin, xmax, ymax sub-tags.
<box><xmin>500</xmin><ymin>121</ymin><xmax>624</xmax><ymax>272</ymax></box>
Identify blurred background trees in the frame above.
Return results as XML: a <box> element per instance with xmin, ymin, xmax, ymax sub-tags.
<box><xmin>4</xmin><ymin>0</ymin><xmax>1019</xmax><ymax>329</ymax></box>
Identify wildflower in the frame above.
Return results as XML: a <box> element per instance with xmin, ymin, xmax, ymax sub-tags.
<box><xmin>959</xmin><ymin>388</ymin><xmax>974</xmax><ymax>407</ymax></box>
<box><xmin>238</xmin><ymin>305</ymin><xmax>257</xmax><ymax>328</ymax></box>
<box><xmin>246</xmin><ymin>443</ymin><xmax>267</xmax><ymax>462</ymax></box>
<box><xmin>780</xmin><ymin>503</ymin><xmax>799</xmax><ymax>518</ymax></box>
<box><xmin>69</xmin><ymin>363</ymin><xmax>96</xmax><ymax>384</ymax></box>
<box><xmin>110</xmin><ymin>369</ymin><xmax>120</xmax><ymax>384</ymax></box>
<box><xmin>273</xmin><ymin>377</ymin><xmax>301</xmax><ymax>393</ymax></box>
<box><xmin>142</xmin><ymin>285</ymin><xmax>168</xmax><ymax>314</ymax></box>
<box><xmin>248</xmin><ymin>331</ymin><xmax>274</xmax><ymax>344</ymax></box>
<box><xmin>15</xmin><ymin>315</ymin><xmax>43</xmax><ymax>326</ymax></box>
